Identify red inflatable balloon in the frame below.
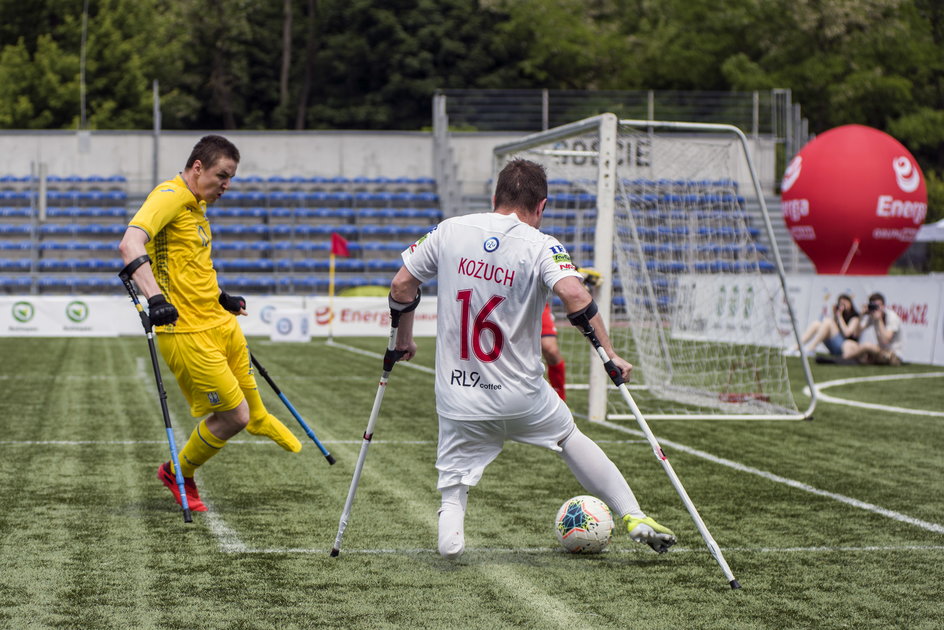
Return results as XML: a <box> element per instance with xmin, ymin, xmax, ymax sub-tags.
<box><xmin>780</xmin><ymin>124</ymin><xmax>927</xmax><ymax>274</ymax></box>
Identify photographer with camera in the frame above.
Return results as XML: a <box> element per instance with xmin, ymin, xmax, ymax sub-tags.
<box><xmin>849</xmin><ymin>292</ymin><xmax>903</xmax><ymax>365</ymax></box>
<box><xmin>790</xmin><ymin>293</ymin><xmax>860</xmax><ymax>359</ymax></box>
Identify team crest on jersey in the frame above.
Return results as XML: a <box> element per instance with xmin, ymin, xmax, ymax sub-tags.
<box><xmin>197</xmin><ymin>225</ymin><xmax>209</xmax><ymax>247</ymax></box>
<box><xmin>483</xmin><ymin>237</ymin><xmax>500</xmax><ymax>252</ymax></box>
<box><xmin>207</xmin><ymin>391</ymin><xmax>221</xmax><ymax>405</ymax></box>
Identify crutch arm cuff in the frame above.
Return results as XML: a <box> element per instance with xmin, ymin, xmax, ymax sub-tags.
<box><xmin>388</xmin><ymin>289</ymin><xmax>421</xmax><ymax>314</ymax></box>
<box><xmin>566</xmin><ymin>299</ymin><xmax>599</xmax><ymax>331</ymax></box>
<box><xmin>118</xmin><ymin>255</ymin><xmax>151</xmax><ymax>282</ymax></box>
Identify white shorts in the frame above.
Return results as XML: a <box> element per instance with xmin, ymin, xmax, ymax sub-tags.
<box><xmin>435</xmin><ymin>396</ymin><xmax>576</xmax><ymax>490</ymax></box>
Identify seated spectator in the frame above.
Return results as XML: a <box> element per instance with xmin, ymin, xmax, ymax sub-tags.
<box><xmin>791</xmin><ymin>293</ymin><xmax>860</xmax><ymax>358</ymax></box>
<box><xmin>848</xmin><ymin>292</ymin><xmax>903</xmax><ymax>366</ymax></box>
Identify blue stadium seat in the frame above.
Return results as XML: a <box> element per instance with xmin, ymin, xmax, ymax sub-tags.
<box><xmin>0</xmin><ymin>258</ymin><xmax>32</xmax><ymax>271</ymax></box>
<box><xmin>291</xmin><ymin>241</ymin><xmax>331</xmax><ymax>253</ymax></box>
<box><xmin>233</xmin><ymin>174</ymin><xmax>264</xmax><ymax>188</ymax></box>
<box><xmin>0</xmin><ymin>240</ymin><xmax>32</xmax><ymax>250</ymax></box>
<box><xmin>0</xmin><ymin>190</ymin><xmax>31</xmax><ymax>203</ymax></box>
<box><xmin>646</xmin><ymin>261</ymin><xmax>689</xmax><ymax>273</ymax></box>
<box><xmin>410</xmin><ymin>176</ymin><xmax>436</xmax><ymax>188</ymax></box>
<box><xmin>269</xmin><ymin>190</ymin><xmax>306</xmax><ymax>205</ymax></box>
<box><xmin>0</xmin><ymin>206</ymin><xmax>31</xmax><ymax>218</ymax></box>
<box><xmin>297</xmin><ymin>207</ymin><xmax>355</xmax><ymax>220</ymax></box>
<box><xmin>2</xmin><ymin>224</ymin><xmax>32</xmax><ymax>235</ymax></box>
<box><xmin>360</xmin><ymin>241</ymin><xmax>406</xmax><ymax>252</ymax></box>
<box><xmin>360</xmin><ymin>225</ymin><xmax>401</xmax><ymax>238</ymax></box>
<box><xmin>77</xmin><ymin>224</ymin><xmax>125</xmax><ymax>237</ymax></box>
<box><xmin>366</xmin><ymin>259</ymin><xmax>401</xmax><ymax>273</ymax></box>
<box><xmin>356</xmin><ymin>207</ymin><xmax>397</xmax><ymax>221</ymax></box>
<box><xmin>354</xmin><ymin>191</ymin><xmax>394</xmax><ymax>206</ymax></box>
<box><xmin>325</xmin><ymin>191</ymin><xmax>354</xmax><ymax>205</ymax></box>
<box><xmin>0</xmin><ymin>276</ymin><xmax>33</xmax><ymax>290</ymax></box>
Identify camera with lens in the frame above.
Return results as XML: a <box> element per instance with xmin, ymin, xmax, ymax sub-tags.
<box><xmin>867</xmin><ymin>302</ymin><xmax>880</xmax><ymax>312</ymax></box>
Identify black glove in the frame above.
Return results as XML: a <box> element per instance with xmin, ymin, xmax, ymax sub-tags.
<box><xmin>147</xmin><ymin>294</ymin><xmax>179</xmax><ymax>327</ymax></box>
<box><xmin>219</xmin><ymin>291</ymin><xmax>246</xmax><ymax>314</ymax></box>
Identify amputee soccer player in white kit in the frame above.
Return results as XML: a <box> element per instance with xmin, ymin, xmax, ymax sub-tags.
<box><xmin>388</xmin><ymin>158</ymin><xmax>676</xmax><ymax>559</ymax></box>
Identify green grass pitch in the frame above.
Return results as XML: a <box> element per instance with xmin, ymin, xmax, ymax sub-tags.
<box><xmin>0</xmin><ymin>336</ymin><xmax>942</xmax><ymax>629</ymax></box>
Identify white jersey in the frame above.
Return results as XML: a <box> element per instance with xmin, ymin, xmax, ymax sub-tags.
<box><xmin>402</xmin><ymin>212</ymin><xmax>582</xmax><ymax>421</ymax></box>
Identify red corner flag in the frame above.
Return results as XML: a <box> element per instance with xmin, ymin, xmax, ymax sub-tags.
<box><xmin>331</xmin><ymin>232</ymin><xmax>349</xmax><ymax>257</ymax></box>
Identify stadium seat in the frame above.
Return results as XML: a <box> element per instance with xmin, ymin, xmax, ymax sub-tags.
<box><xmin>0</xmin><ymin>258</ymin><xmax>32</xmax><ymax>271</ymax></box>
<box><xmin>2</xmin><ymin>224</ymin><xmax>33</xmax><ymax>236</ymax></box>
<box><xmin>0</xmin><ymin>207</ymin><xmax>31</xmax><ymax>218</ymax></box>
<box><xmin>0</xmin><ymin>275</ymin><xmax>33</xmax><ymax>291</ymax></box>
<box><xmin>0</xmin><ymin>240</ymin><xmax>33</xmax><ymax>251</ymax></box>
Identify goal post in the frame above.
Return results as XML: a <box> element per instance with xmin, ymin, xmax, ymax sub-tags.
<box><xmin>492</xmin><ymin>114</ymin><xmax>817</xmax><ymax>421</ymax></box>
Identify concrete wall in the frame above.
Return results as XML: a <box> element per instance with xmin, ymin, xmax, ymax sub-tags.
<box><xmin>0</xmin><ymin>130</ymin><xmax>437</xmax><ymax>188</ymax></box>
<box><xmin>0</xmin><ymin>129</ymin><xmax>778</xmax><ymax>196</ymax></box>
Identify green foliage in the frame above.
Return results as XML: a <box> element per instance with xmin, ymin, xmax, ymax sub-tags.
<box><xmin>0</xmin><ymin>35</ymin><xmax>78</xmax><ymax>128</ymax></box>
<box><xmin>0</xmin><ymin>0</ymin><xmax>943</xmax><ymax>177</ymax></box>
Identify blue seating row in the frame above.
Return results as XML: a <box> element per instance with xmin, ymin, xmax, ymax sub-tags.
<box><xmin>205</xmin><ymin>206</ymin><xmax>441</xmax><ymax>221</ymax></box>
<box><xmin>1</xmin><ymin>257</ymin><xmax>405</xmax><ymax>273</ymax></box>
<box><xmin>219</xmin><ymin>190</ymin><xmax>438</xmax><ymax>205</ymax></box>
<box><xmin>231</xmin><ymin>175</ymin><xmax>434</xmax><ymax>187</ymax></box>
<box><xmin>0</xmin><ymin>174</ymin><xmax>127</xmax><ymax>185</ymax></box>
<box><xmin>0</xmin><ymin>190</ymin><xmax>128</xmax><ymax>204</ymax></box>
<box><xmin>547</xmin><ymin>177</ymin><xmax>739</xmax><ymax>191</ymax></box>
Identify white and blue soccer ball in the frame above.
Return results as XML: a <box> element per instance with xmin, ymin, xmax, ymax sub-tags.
<box><xmin>554</xmin><ymin>495</ymin><xmax>614</xmax><ymax>553</ymax></box>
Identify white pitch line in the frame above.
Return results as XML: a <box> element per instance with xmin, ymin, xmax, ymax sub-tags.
<box><xmin>228</xmin><ymin>544</ymin><xmax>944</xmax><ymax>555</ymax></box>
<box><xmin>806</xmin><ymin>372</ymin><xmax>944</xmax><ymax>417</ymax></box>
<box><xmin>325</xmin><ymin>339</ymin><xmax>437</xmax><ymax>375</ymax></box>
<box><xmin>597</xmin><ymin>418</ymin><xmax>944</xmax><ymax>535</ymax></box>
<box><xmin>0</xmin><ymin>438</ymin><xmax>646</xmax><ymax>447</ymax></box>
<box><xmin>202</xmin><ymin>502</ymin><xmax>249</xmax><ymax>553</ymax></box>
<box><xmin>326</xmin><ymin>340</ymin><xmax>944</xmax><ymax>536</ymax></box>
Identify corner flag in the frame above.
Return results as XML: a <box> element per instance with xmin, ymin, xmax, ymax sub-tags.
<box><xmin>331</xmin><ymin>232</ymin><xmax>350</xmax><ymax>258</ymax></box>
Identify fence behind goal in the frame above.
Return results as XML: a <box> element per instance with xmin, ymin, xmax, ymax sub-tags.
<box><xmin>493</xmin><ymin>114</ymin><xmax>816</xmax><ymax>421</ymax></box>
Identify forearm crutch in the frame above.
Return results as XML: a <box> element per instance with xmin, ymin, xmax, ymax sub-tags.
<box><xmin>249</xmin><ymin>352</ymin><xmax>336</xmax><ymax>465</ymax></box>
<box><xmin>118</xmin><ymin>258</ymin><xmax>192</xmax><ymax>523</ymax></box>
<box><xmin>331</xmin><ymin>291</ymin><xmax>419</xmax><ymax>557</ymax></box>
<box><xmin>568</xmin><ymin>303</ymin><xmax>740</xmax><ymax>589</ymax></box>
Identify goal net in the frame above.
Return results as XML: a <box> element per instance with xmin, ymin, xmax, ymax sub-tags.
<box><xmin>492</xmin><ymin>114</ymin><xmax>815</xmax><ymax>421</ymax></box>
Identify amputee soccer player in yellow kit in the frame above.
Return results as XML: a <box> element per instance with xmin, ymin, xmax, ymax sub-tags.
<box><xmin>118</xmin><ymin>134</ymin><xmax>301</xmax><ymax>512</ymax></box>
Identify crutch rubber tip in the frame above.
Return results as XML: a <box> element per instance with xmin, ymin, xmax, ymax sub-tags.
<box><xmin>183</xmin><ymin>509</ymin><xmax>193</xmax><ymax>524</ymax></box>
<box><xmin>325</xmin><ymin>454</ymin><xmax>337</xmax><ymax>465</ymax></box>
<box><xmin>730</xmin><ymin>579</ymin><xmax>742</xmax><ymax>590</ymax></box>
<box><xmin>330</xmin><ymin>548</ymin><xmax>340</xmax><ymax>557</ymax></box>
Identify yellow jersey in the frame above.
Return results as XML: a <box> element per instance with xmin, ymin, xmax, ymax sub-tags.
<box><xmin>128</xmin><ymin>174</ymin><xmax>231</xmax><ymax>333</ymax></box>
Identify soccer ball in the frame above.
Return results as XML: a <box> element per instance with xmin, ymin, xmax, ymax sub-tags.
<box><xmin>554</xmin><ymin>495</ymin><xmax>614</xmax><ymax>553</ymax></box>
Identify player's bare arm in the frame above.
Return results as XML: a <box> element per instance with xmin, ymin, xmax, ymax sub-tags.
<box><xmin>553</xmin><ymin>275</ymin><xmax>632</xmax><ymax>381</ymax></box>
<box><xmin>118</xmin><ymin>226</ymin><xmax>161</xmax><ymax>299</ymax></box>
<box><xmin>390</xmin><ymin>265</ymin><xmax>420</xmax><ymax>361</ymax></box>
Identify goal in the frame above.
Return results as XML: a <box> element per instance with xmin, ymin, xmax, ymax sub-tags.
<box><xmin>492</xmin><ymin>114</ymin><xmax>816</xmax><ymax>421</ymax></box>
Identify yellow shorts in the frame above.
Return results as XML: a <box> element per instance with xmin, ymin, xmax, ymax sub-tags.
<box><xmin>156</xmin><ymin>316</ymin><xmax>257</xmax><ymax>417</ymax></box>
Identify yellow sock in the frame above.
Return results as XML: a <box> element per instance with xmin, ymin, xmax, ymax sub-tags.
<box><xmin>243</xmin><ymin>387</ymin><xmax>302</xmax><ymax>453</ymax></box>
<box><xmin>247</xmin><ymin>413</ymin><xmax>302</xmax><ymax>453</ymax></box>
<box><xmin>171</xmin><ymin>418</ymin><xmax>227</xmax><ymax>478</ymax></box>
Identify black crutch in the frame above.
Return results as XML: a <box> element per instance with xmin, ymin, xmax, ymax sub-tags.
<box><xmin>118</xmin><ymin>256</ymin><xmax>192</xmax><ymax>523</ymax></box>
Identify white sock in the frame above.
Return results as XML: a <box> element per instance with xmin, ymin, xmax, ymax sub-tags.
<box><xmin>438</xmin><ymin>484</ymin><xmax>469</xmax><ymax>559</ymax></box>
<box><xmin>559</xmin><ymin>428</ymin><xmax>645</xmax><ymax>520</ymax></box>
